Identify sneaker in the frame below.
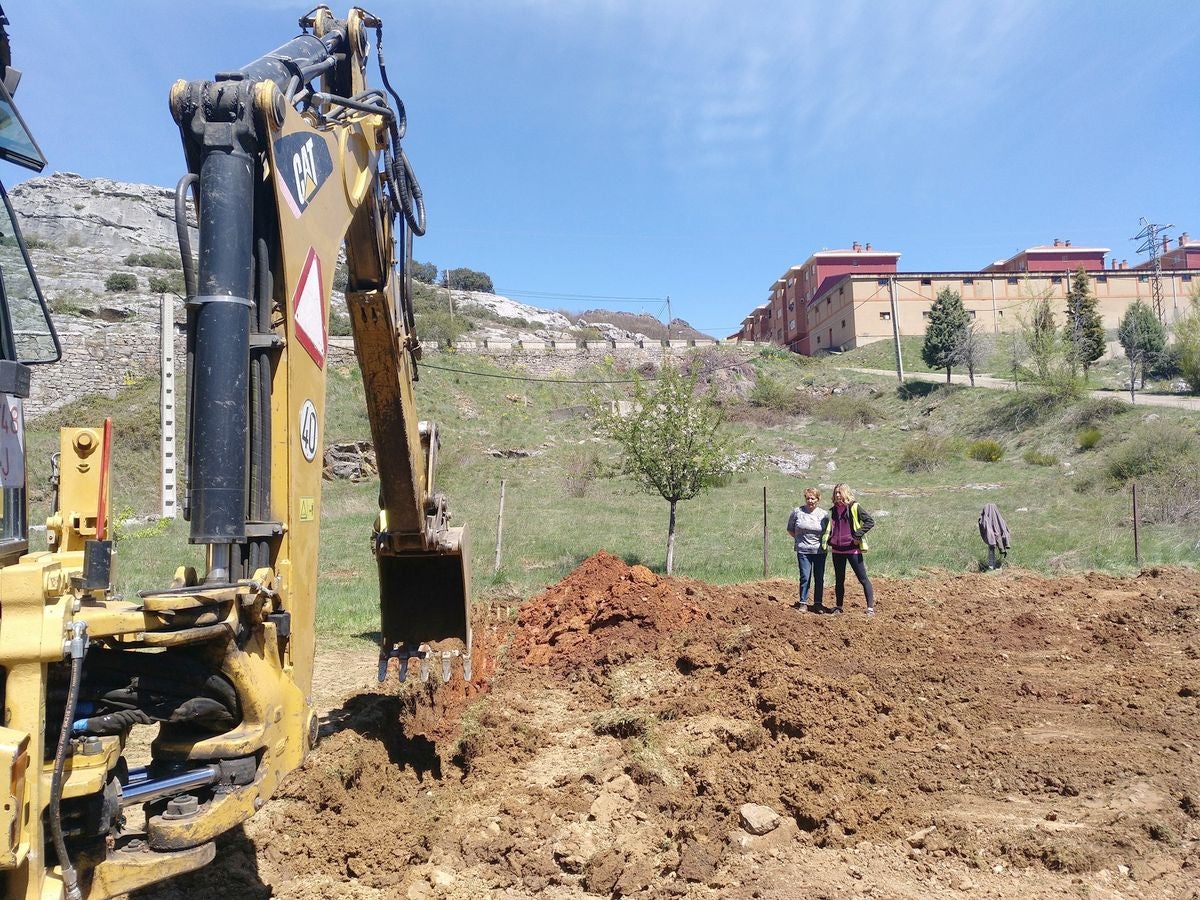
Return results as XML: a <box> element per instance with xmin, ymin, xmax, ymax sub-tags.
<box><xmin>830</xmin><ymin>607</ymin><xmax>843</xmax><ymax>616</ymax></box>
<box><xmin>865</xmin><ymin>607</ymin><xmax>875</xmax><ymax>617</ymax></box>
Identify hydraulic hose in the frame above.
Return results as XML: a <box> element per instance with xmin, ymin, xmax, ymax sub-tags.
<box><xmin>50</xmin><ymin>622</ymin><xmax>88</xmax><ymax>900</ymax></box>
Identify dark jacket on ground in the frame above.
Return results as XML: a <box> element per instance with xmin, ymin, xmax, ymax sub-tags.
<box><xmin>979</xmin><ymin>503</ymin><xmax>1011</xmax><ymax>550</ymax></box>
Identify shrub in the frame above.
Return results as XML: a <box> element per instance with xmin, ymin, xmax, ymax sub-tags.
<box><xmin>967</xmin><ymin>438</ymin><xmax>1004</xmax><ymax>462</ymax></box>
<box><xmin>148</xmin><ymin>273</ymin><xmax>185</xmax><ymax>294</ymax></box>
<box><xmin>415</xmin><ymin>307</ymin><xmax>471</xmax><ymax>345</ymax></box>
<box><xmin>1137</xmin><ymin>455</ymin><xmax>1200</xmax><ymax>524</ymax></box>
<box><xmin>1076</xmin><ymin>427</ymin><xmax>1101</xmax><ymax>451</ymax></box>
<box><xmin>441</xmin><ymin>267</ymin><xmax>493</xmax><ymax>293</ymax></box>
<box><xmin>50</xmin><ymin>288</ymin><xmax>97</xmax><ymax>316</ymax></box>
<box><xmin>756</xmin><ymin>345</ymin><xmax>792</xmax><ymax>362</ymax></box>
<box><xmin>1062</xmin><ymin>397</ymin><xmax>1129</xmax><ymax>430</ymax></box>
<box><xmin>896</xmin><ymin>434</ymin><xmax>961</xmax><ymax>473</ymax></box>
<box><xmin>123</xmin><ymin>250</ymin><xmax>181</xmax><ymax>270</ymax></box>
<box><xmin>105</xmin><ymin>272</ymin><xmax>138</xmax><ymax>293</ymax></box>
<box><xmin>563</xmin><ymin>451</ymin><xmax>601</xmax><ymax>497</ymax></box>
<box><xmin>749</xmin><ymin>375</ymin><xmax>799</xmax><ymax>412</ymax></box>
<box><xmin>815</xmin><ymin>393</ymin><xmax>885</xmax><ymax>429</ymax></box>
<box><xmin>1022</xmin><ymin>448</ymin><xmax>1058</xmax><ymax>467</ymax></box>
<box><xmin>329</xmin><ymin>309</ymin><xmax>352</xmax><ymax>337</ymax></box>
<box><xmin>410</xmin><ymin>259</ymin><xmax>438</xmax><ymax>284</ymax></box>
<box><xmin>1102</xmin><ymin>422</ymin><xmax>1198</xmax><ymax>486</ymax></box>
<box><xmin>23</xmin><ymin>234</ymin><xmax>52</xmax><ymax>250</ymax></box>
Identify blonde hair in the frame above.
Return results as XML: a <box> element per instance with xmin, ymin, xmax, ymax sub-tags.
<box><xmin>804</xmin><ymin>487</ymin><xmax>821</xmax><ymax>501</ymax></box>
<box><xmin>832</xmin><ymin>482</ymin><xmax>854</xmax><ymax>503</ymax></box>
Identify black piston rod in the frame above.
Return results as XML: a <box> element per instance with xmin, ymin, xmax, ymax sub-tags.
<box><xmin>174</xmin><ymin>18</ymin><xmax>352</xmax><ymax>582</ymax></box>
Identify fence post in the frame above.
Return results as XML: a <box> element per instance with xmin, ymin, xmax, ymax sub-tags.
<box><xmin>762</xmin><ymin>485</ymin><xmax>768</xmax><ymax>578</ymax></box>
<box><xmin>494</xmin><ymin>479</ymin><xmax>507</xmax><ymax>575</ymax></box>
<box><xmin>1131</xmin><ymin>482</ymin><xmax>1140</xmax><ymax>565</ymax></box>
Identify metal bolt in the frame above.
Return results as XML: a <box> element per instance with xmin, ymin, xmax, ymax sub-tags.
<box><xmin>162</xmin><ymin>794</ymin><xmax>200</xmax><ymax>820</ymax></box>
<box><xmin>82</xmin><ymin>737</ymin><xmax>103</xmax><ymax>756</ymax></box>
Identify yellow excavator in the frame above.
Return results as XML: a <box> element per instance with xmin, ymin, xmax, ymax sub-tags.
<box><xmin>0</xmin><ymin>7</ymin><xmax>470</xmax><ymax>898</ymax></box>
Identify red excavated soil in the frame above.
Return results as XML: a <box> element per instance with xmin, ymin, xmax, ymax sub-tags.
<box><xmin>135</xmin><ymin>554</ymin><xmax>1200</xmax><ymax>899</ymax></box>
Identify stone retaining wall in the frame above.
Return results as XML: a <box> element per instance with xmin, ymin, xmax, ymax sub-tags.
<box><xmin>26</xmin><ymin>328</ymin><xmax>770</xmax><ymax>420</ymax></box>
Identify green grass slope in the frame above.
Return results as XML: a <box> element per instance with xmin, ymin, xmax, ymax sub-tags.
<box><xmin>26</xmin><ymin>348</ymin><xmax>1199</xmax><ymax>646</ymax></box>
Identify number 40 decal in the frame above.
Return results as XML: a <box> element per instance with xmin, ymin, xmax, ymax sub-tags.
<box><xmin>299</xmin><ymin>400</ymin><xmax>318</xmax><ymax>462</ymax></box>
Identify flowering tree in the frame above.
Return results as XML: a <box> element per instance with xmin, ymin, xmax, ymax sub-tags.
<box><xmin>593</xmin><ymin>365</ymin><xmax>744</xmax><ymax>574</ymax></box>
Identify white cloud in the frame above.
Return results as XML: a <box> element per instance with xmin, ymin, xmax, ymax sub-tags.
<box><xmin>499</xmin><ymin>0</ymin><xmax>1054</xmax><ymax>175</ymax></box>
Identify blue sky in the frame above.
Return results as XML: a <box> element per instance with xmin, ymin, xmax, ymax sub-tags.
<box><xmin>12</xmin><ymin>1</ymin><xmax>1200</xmax><ymax>335</ymax></box>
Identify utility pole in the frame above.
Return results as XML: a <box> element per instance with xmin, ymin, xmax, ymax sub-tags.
<box><xmin>1132</xmin><ymin>218</ymin><xmax>1172</xmax><ymax>324</ymax></box>
<box><xmin>888</xmin><ymin>277</ymin><xmax>904</xmax><ymax>383</ymax></box>
<box><xmin>666</xmin><ymin>295</ymin><xmax>672</xmax><ymax>343</ymax></box>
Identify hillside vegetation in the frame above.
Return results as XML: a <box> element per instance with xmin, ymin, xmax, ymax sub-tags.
<box><xmin>26</xmin><ymin>349</ymin><xmax>1198</xmax><ymax>646</ymax></box>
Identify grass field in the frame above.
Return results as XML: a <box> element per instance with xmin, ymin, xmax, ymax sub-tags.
<box><xmin>26</xmin><ymin>347</ymin><xmax>1199</xmax><ymax>647</ymax></box>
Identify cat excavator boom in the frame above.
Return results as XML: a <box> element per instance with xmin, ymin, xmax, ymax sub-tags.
<box><xmin>0</xmin><ymin>8</ymin><xmax>470</xmax><ymax>898</ymax></box>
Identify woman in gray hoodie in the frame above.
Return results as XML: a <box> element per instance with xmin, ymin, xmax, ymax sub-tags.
<box><xmin>787</xmin><ymin>487</ymin><xmax>829</xmax><ymax>612</ymax></box>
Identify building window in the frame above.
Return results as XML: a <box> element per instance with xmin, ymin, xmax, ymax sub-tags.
<box><xmin>789</xmin><ymin>320</ymin><xmax>796</xmax><ymax>331</ymax></box>
<box><xmin>963</xmin><ymin>277</ymin><xmax>974</xmax><ymax>285</ymax></box>
<box><xmin>922</xmin><ymin>311</ymin><xmax>931</xmax><ymax>319</ymax></box>
<box><xmin>968</xmin><ymin>310</ymin><xmax>977</xmax><ymax>319</ymax></box>
<box><xmin>878</xmin><ymin>278</ymin><xmax>888</xmax><ymax>286</ymax></box>
<box><xmin>1051</xmin><ymin>276</ymin><xmax>1062</xmax><ymax>284</ymax></box>
<box><xmin>817</xmin><ymin>336</ymin><xmax>822</xmax><ymax>345</ymax></box>
<box><xmin>1138</xmin><ymin>275</ymin><xmax>1148</xmax><ymax>283</ymax></box>
<box><xmin>826</xmin><ymin>298</ymin><xmax>831</xmax><ymax>307</ymax></box>
<box><xmin>1184</xmin><ymin>274</ymin><xmax>1193</xmax><ymax>282</ymax></box>
<box><xmin>921</xmin><ymin>278</ymin><xmax>932</xmax><ymax>286</ymax></box>
<box><xmin>1097</xmin><ymin>275</ymin><xmax>1107</xmax><ymax>283</ymax></box>
<box><xmin>998</xmin><ymin>310</ymin><xmax>1004</xmax><ymax>317</ymax></box>
<box><xmin>879</xmin><ymin>311</ymin><xmax>891</xmax><ymax>320</ymax></box>
<box><xmin>839</xmin><ymin>286</ymin><xmax>844</xmax><ymax>296</ymax></box>
<box><xmin>788</xmin><ymin>301</ymin><xmax>795</xmax><ymax>310</ymax></box>
<box><xmin>841</xmin><ymin>319</ymin><xmax>846</xmax><ymax>328</ymax></box>
<box><xmin>1007</xmin><ymin>277</ymin><xmax>1018</xmax><ymax>285</ymax></box>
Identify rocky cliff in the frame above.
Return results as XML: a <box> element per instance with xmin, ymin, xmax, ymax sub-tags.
<box><xmin>9</xmin><ymin>174</ymin><xmax>714</xmax><ymax>417</ymax></box>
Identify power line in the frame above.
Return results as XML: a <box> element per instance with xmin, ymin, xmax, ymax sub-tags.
<box><xmin>496</xmin><ymin>287</ymin><xmax>669</xmax><ymax>303</ymax></box>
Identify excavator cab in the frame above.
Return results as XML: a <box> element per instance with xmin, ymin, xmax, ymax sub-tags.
<box><xmin>0</xmin><ymin>18</ymin><xmax>62</xmax><ymax>566</ymax></box>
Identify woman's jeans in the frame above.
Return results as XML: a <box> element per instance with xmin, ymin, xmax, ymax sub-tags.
<box><xmin>832</xmin><ymin>552</ymin><xmax>874</xmax><ymax>610</ymax></box>
<box><xmin>797</xmin><ymin>551</ymin><xmax>826</xmax><ymax>607</ymax></box>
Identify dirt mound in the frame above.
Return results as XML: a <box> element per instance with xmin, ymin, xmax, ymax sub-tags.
<box><xmin>138</xmin><ymin>560</ymin><xmax>1200</xmax><ymax>899</ymax></box>
<box><xmin>513</xmin><ymin>550</ymin><xmax>705</xmax><ymax>667</ymax></box>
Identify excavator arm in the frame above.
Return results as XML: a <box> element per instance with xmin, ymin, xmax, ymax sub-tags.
<box><xmin>0</xmin><ymin>8</ymin><xmax>469</xmax><ymax>899</ymax></box>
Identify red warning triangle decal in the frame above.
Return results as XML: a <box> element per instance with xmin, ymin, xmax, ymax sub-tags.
<box><xmin>291</xmin><ymin>247</ymin><xmax>326</xmax><ymax>368</ymax></box>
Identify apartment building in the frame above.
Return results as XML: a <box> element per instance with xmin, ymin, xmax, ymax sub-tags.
<box><xmin>735</xmin><ymin>235</ymin><xmax>1200</xmax><ymax>354</ymax></box>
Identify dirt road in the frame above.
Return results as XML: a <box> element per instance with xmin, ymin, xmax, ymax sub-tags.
<box><xmin>843</xmin><ymin>367</ymin><xmax>1200</xmax><ymax>411</ymax></box>
<box><xmin>137</xmin><ymin>554</ymin><xmax>1200</xmax><ymax>899</ymax></box>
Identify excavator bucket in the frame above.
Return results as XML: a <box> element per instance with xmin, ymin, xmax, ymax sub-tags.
<box><xmin>377</xmin><ymin>526</ymin><xmax>472</xmax><ymax>682</ymax></box>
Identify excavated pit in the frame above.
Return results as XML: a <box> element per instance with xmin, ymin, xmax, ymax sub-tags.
<box><xmin>135</xmin><ymin>553</ymin><xmax>1200</xmax><ymax>898</ymax></box>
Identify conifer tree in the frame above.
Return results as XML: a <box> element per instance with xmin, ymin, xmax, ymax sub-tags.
<box><xmin>1118</xmin><ymin>300</ymin><xmax>1167</xmax><ymax>399</ymax></box>
<box><xmin>921</xmin><ymin>288</ymin><xmax>970</xmax><ymax>382</ymax></box>
<box><xmin>1063</xmin><ymin>267</ymin><xmax>1106</xmax><ymax>378</ymax></box>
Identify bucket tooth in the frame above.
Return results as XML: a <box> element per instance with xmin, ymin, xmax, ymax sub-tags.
<box><xmin>398</xmin><ymin>656</ymin><xmax>410</xmax><ymax>681</ymax></box>
<box><xmin>419</xmin><ymin>655</ymin><xmax>431</xmax><ymax>683</ymax></box>
<box><xmin>441</xmin><ymin>652</ymin><xmax>452</xmax><ymax>683</ymax></box>
<box><xmin>463</xmin><ymin>655</ymin><xmax>473</xmax><ymax>682</ymax></box>
<box><xmin>377</xmin><ymin>652</ymin><xmax>389</xmax><ymax>683</ymax></box>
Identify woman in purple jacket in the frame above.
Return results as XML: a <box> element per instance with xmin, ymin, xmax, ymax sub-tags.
<box><xmin>821</xmin><ymin>483</ymin><xmax>876</xmax><ymax>616</ymax></box>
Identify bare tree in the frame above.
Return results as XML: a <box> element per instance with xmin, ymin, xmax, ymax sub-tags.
<box><xmin>949</xmin><ymin>324</ymin><xmax>993</xmax><ymax>387</ymax></box>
